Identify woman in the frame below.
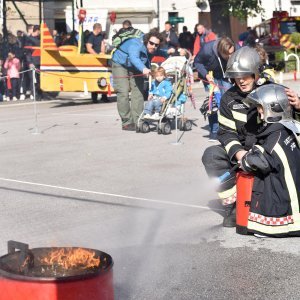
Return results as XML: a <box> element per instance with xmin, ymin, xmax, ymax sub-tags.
<box><xmin>194</xmin><ymin>36</ymin><xmax>237</xmax><ymax>141</ymax></box>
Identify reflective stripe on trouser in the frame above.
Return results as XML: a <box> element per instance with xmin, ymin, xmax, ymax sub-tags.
<box><xmin>202</xmin><ymin>145</ymin><xmax>237</xmax><ymax>200</ymax></box>
<box><xmin>112</xmin><ymin>62</ymin><xmax>145</xmax><ymax>125</ymax></box>
<box><xmin>222</xmin><ymin>192</ymin><xmax>236</xmax><ymax>205</ymax></box>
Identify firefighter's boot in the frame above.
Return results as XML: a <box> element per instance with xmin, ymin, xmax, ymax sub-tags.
<box><xmin>223</xmin><ymin>203</ymin><xmax>236</xmax><ymax>227</ymax></box>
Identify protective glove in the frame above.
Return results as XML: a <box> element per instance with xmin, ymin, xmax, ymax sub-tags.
<box><xmin>240</xmin><ymin>147</ymin><xmax>271</xmax><ymax>175</ymax></box>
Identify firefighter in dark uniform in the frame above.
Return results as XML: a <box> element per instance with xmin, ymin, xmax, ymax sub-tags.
<box><xmin>201</xmin><ymin>46</ymin><xmax>300</xmax><ymax>227</ymax></box>
<box><xmin>241</xmin><ymin>84</ymin><xmax>300</xmax><ymax>237</ymax></box>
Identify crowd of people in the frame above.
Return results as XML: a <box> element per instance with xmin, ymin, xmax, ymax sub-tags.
<box><xmin>0</xmin><ymin>22</ymin><xmax>107</xmax><ymax>102</ymax></box>
<box><xmin>0</xmin><ymin>24</ymin><xmax>41</xmax><ymax>101</ymax></box>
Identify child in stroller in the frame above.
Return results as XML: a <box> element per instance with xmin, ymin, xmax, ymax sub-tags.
<box><xmin>143</xmin><ymin>66</ymin><xmax>173</xmax><ymax>120</ymax></box>
<box><xmin>136</xmin><ymin>49</ymin><xmax>194</xmax><ymax>134</ymax></box>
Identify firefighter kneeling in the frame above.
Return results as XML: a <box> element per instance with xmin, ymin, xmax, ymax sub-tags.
<box><xmin>236</xmin><ymin>84</ymin><xmax>300</xmax><ymax>237</ymax></box>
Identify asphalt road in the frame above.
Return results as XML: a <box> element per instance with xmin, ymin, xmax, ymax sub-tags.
<box><xmin>1</xmin><ymin>79</ymin><xmax>300</xmax><ymax>299</ymax></box>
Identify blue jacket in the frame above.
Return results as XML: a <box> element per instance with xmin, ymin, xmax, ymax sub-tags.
<box><xmin>112</xmin><ymin>37</ymin><xmax>169</xmax><ymax>72</ymax></box>
<box><xmin>149</xmin><ymin>79</ymin><xmax>173</xmax><ymax>99</ymax></box>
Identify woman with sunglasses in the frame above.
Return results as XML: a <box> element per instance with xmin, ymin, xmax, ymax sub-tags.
<box><xmin>112</xmin><ymin>29</ymin><xmax>175</xmax><ymax>131</ymax></box>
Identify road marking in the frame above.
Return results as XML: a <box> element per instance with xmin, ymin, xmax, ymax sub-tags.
<box><xmin>0</xmin><ymin>177</ymin><xmax>222</xmax><ymax>211</ymax></box>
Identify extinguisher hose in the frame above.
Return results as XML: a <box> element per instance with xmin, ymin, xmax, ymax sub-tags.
<box><xmin>218</xmin><ymin>164</ymin><xmax>240</xmax><ymax>183</ymax></box>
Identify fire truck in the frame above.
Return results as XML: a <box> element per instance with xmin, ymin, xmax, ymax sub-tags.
<box><xmin>254</xmin><ymin>11</ymin><xmax>300</xmax><ymax>54</ymax></box>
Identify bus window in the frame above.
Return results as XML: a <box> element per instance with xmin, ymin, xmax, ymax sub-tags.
<box><xmin>280</xmin><ymin>21</ymin><xmax>300</xmax><ymax>34</ymax></box>
<box><xmin>265</xmin><ymin>23</ymin><xmax>270</xmax><ymax>36</ymax></box>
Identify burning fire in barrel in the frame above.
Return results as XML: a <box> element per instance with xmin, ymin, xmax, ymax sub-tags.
<box><xmin>0</xmin><ymin>241</ymin><xmax>114</xmax><ymax>300</ymax></box>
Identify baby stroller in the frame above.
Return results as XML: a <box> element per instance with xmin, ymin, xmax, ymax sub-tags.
<box><xmin>136</xmin><ymin>52</ymin><xmax>194</xmax><ymax>134</ymax></box>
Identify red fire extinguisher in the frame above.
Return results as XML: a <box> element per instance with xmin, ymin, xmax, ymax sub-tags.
<box><xmin>59</xmin><ymin>78</ymin><xmax>64</xmax><ymax>91</ymax></box>
<box><xmin>236</xmin><ymin>172</ymin><xmax>254</xmax><ymax>235</ymax></box>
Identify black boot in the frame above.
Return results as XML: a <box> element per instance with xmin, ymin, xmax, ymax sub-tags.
<box><xmin>223</xmin><ymin>203</ymin><xmax>236</xmax><ymax>227</ymax></box>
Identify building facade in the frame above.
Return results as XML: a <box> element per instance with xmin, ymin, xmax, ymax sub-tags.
<box><xmin>3</xmin><ymin>0</ymin><xmax>298</xmax><ymax>42</ymax></box>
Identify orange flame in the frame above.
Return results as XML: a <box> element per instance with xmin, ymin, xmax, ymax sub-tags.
<box><xmin>41</xmin><ymin>248</ymin><xmax>100</xmax><ymax>270</ymax></box>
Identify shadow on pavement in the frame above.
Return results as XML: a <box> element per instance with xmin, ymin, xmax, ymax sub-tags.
<box><xmin>207</xmin><ymin>198</ymin><xmax>224</xmax><ymax>217</ymax></box>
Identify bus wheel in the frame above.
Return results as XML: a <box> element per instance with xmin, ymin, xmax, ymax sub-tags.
<box><xmin>91</xmin><ymin>92</ymin><xmax>98</xmax><ymax>103</ymax></box>
<box><xmin>101</xmin><ymin>94</ymin><xmax>110</xmax><ymax>102</ymax></box>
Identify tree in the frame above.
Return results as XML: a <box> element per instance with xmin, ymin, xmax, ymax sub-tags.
<box><xmin>204</xmin><ymin>0</ymin><xmax>264</xmax><ymax>38</ymax></box>
<box><xmin>208</xmin><ymin>0</ymin><xmax>264</xmax><ymax>20</ymax></box>
<box><xmin>291</xmin><ymin>32</ymin><xmax>300</xmax><ymax>54</ymax></box>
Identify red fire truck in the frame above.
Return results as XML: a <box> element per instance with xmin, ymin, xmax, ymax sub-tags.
<box><xmin>254</xmin><ymin>11</ymin><xmax>300</xmax><ymax>53</ymax></box>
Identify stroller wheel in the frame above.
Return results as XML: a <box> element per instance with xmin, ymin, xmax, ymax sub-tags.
<box><xmin>136</xmin><ymin>124</ymin><xmax>141</xmax><ymax>133</ymax></box>
<box><xmin>161</xmin><ymin>121</ymin><xmax>171</xmax><ymax>135</ymax></box>
<box><xmin>141</xmin><ymin>121</ymin><xmax>150</xmax><ymax>133</ymax></box>
<box><xmin>183</xmin><ymin>120</ymin><xmax>193</xmax><ymax>131</ymax></box>
<box><xmin>178</xmin><ymin>118</ymin><xmax>184</xmax><ymax>131</ymax></box>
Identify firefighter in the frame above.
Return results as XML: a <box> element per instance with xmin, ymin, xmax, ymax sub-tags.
<box><xmin>241</xmin><ymin>84</ymin><xmax>300</xmax><ymax>237</ymax></box>
<box><xmin>201</xmin><ymin>46</ymin><xmax>300</xmax><ymax>227</ymax></box>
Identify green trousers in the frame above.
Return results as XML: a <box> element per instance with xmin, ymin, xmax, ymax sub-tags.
<box><xmin>112</xmin><ymin>61</ymin><xmax>145</xmax><ymax>126</ymax></box>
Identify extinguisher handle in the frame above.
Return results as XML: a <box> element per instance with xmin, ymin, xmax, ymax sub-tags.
<box><xmin>8</xmin><ymin>240</ymin><xmax>29</xmax><ymax>254</ymax></box>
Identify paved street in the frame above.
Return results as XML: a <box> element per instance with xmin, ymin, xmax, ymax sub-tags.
<box><xmin>1</xmin><ymin>79</ymin><xmax>300</xmax><ymax>299</ymax></box>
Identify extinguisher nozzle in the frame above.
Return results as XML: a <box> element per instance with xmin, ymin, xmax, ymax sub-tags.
<box><xmin>217</xmin><ymin>164</ymin><xmax>240</xmax><ymax>184</ymax></box>
<box><xmin>218</xmin><ymin>171</ymin><xmax>231</xmax><ymax>183</ymax></box>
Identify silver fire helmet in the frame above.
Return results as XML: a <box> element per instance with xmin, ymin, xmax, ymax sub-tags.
<box><xmin>224</xmin><ymin>46</ymin><xmax>260</xmax><ymax>78</ymax></box>
<box><xmin>244</xmin><ymin>84</ymin><xmax>300</xmax><ymax>133</ymax></box>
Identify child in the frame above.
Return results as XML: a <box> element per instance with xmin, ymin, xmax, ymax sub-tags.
<box><xmin>240</xmin><ymin>83</ymin><xmax>300</xmax><ymax>237</ymax></box>
<box><xmin>144</xmin><ymin>66</ymin><xmax>172</xmax><ymax>120</ymax></box>
<box><xmin>175</xmin><ymin>48</ymin><xmax>194</xmax><ymax>107</ymax></box>
<box><xmin>4</xmin><ymin>50</ymin><xmax>21</xmax><ymax>101</ymax></box>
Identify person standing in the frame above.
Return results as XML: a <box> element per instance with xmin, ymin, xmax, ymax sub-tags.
<box><xmin>178</xmin><ymin>26</ymin><xmax>194</xmax><ymax>54</ymax></box>
<box><xmin>20</xmin><ymin>24</ymin><xmax>34</xmax><ymax>100</ymax></box>
<box><xmin>161</xmin><ymin>21</ymin><xmax>179</xmax><ymax>50</ymax></box>
<box><xmin>238</xmin><ymin>26</ymin><xmax>251</xmax><ymax>46</ymax></box>
<box><xmin>4</xmin><ymin>49</ymin><xmax>20</xmax><ymax>101</ymax></box>
<box><xmin>86</xmin><ymin>23</ymin><xmax>105</xmax><ymax>54</ymax></box>
<box><xmin>193</xmin><ymin>23</ymin><xmax>216</xmax><ymax>58</ymax></box>
<box><xmin>121</xmin><ymin>20</ymin><xmax>132</xmax><ymax>30</ymax></box>
<box><xmin>86</xmin><ymin>23</ymin><xmax>108</xmax><ymax>102</ymax></box>
<box><xmin>112</xmin><ymin>29</ymin><xmax>174</xmax><ymax>131</ymax></box>
<box><xmin>194</xmin><ymin>36</ymin><xmax>236</xmax><ymax>141</ymax></box>
<box><xmin>25</xmin><ymin>25</ymin><xmax>41</xmax><ymax>100</ymax></box>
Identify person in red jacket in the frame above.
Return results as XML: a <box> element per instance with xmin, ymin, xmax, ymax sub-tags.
<box><xmin>192</xmin><ymin>23</ymin><xmax>216</xmax><ymax>59</ymax></box>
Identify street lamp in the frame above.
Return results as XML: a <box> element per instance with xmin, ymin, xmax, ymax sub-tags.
<box><xmin>157</xmin><ymin>0</ymin><xmax>160</xmax><ymax>30</ymax></box>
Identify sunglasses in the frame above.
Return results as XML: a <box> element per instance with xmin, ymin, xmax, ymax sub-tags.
<box><xmin>148</xmin><ymin>41</ymin><xmax>159</xmax><ymax>47</ymax></box>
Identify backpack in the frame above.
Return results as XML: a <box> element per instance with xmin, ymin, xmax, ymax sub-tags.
<box><xmin>112</xmin><ymin>27</ymin><xmax>143</xmax><ymax>48</ymax></box>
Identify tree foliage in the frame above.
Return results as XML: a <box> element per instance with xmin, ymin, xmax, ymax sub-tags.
<box><xmin>208</xmin><ymin>0</ymin><xmax>265</xmax><ymax>20</ymax></box>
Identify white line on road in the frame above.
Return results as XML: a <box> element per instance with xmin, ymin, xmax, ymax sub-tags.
<box><xmin>57</xmin><ymin>114</ymin><xmax>117</xmax><ymax>117</ymax></box>
<box><xmin>0</xmin><ymin>177</ymin><xmax>222</xmax><ymax>211</ymax></box>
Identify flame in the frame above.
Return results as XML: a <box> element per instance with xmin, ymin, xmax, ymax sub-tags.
<box><xmin>41</xmin><ymin>248</ymin><xmax>100</xmax><ymax>270</ymax></box>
